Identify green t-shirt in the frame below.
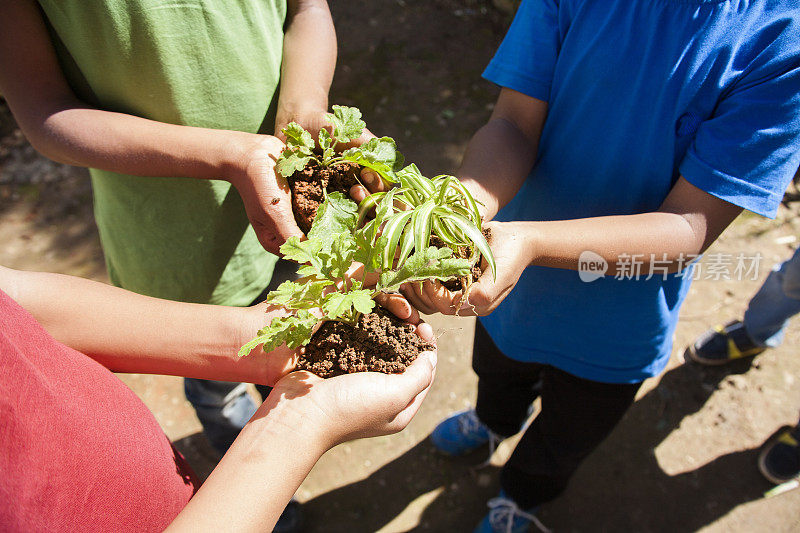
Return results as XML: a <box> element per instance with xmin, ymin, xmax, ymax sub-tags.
<box><xmin>38</xmin><ymin>0</ymin><xmax>287</xmax><ymax>305</ymax></box>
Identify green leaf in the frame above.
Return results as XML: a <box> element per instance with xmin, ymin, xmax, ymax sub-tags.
<box><xmin>353</xmin><ymin>219</ymin><xmax>383</xmax><ymax>273</ymax></box>
<box><xmin>280</xmin><ymin>236</ymin><xmax>323</xmax><ymax>269</ymax></box>
<box><xmin>267</xmin><ymin>279</ymin><xmax>332</xmax><ymax>309</ymax></box>
<box><xmin>342</xmin><ymin>137</ymin><xmax>404</xmax><ymax>183</ymax></box>
<box><xmin>433</xmin><ymin>174</ymin><xmax>483</xmax><ymax>227</ymax></box>
<box><xmin>318</xmin><ymin>231</ymin><xmax>356</xmax><ymax>280</ymax></box>
<box><xmin>380</xmin><ymin>210</ymin><xmax>413</xmax><ymax>270</ymax></box>
<box><xmin>266</xmin><ymin>280</ymin><xmax>305</xmax><ymax>306</ymax></box>
<box><xmin>321</xmin><ymin>292</ymin><xmax>349</xmax><ymax>320</ymax></box>
<box><xmin>397</xmin><ymin>163</ymin><xmax>435</xmax><ymax>197</ymax></box>
<box><xmin>356</xmin><ymin>191</ymin><xmax>386</xmax><ymax>227</ymax></box>
<box><xmin>307</xmin><ymin>192</ymin><xmax>359</xmax><ymax>246</ymax></box>
<box><xmin>431</xmin><ymin>216</ymin><xmax>464</xmax><ymax>247</ymax></box>
<box><xmin>283</xmin><ymin>122</ymin><xmax>316</xmax><ymax>151</ymax></box>
<box><xmin>434</xmin><ymin>208</ymin><xmax>496</xmax><ymax>280</ymax></box>
<box><xmin>351</xmin><ymin>290</ymin><xmax>377</xmax><ymax>314</ymax></box>
<box><xmin>276</xmin><ymin>122</ymin><xmax>317</xmax><ymax>177</ymax></box>
<box><xmin>326</xmin><ymin>105</ymin><xmax>366</xmax><ymax>144</ymax></box>
<box><xmin>396</xmin><ymin>223</ymin><xmax>416</xmax><ymax>268</ymax></box>
<box><xmin>378</xmin><ymin>246</ymin><xmax>472</xmax><ymax>293</ymax></box>
<box><xmin>321</xmin><ymin>289</ymin><xmax>375</xmax><ymax>320</ymax></box>
<box><xmin>277</xmin><ymin>150</ymin><xmax>313</xmax><ymax>178</ymax></box>
<box><xmin>297</xmin><ymin>264</ymin><xmax>318</xmax><ymax>277</ymax></box>
<box><xmin>374</xmin><ymin>187</ymin><xmax>400</xmax><ymax>226</ymax></box>
<box><xmin>319</xmin><ymin>128</ymin><xmax>335</xmax><ymax>163</ymax></box>
<box><xmin>238</xmin><ymin>310</ymin><xmax>319</xmax><ymax>356</ymax></box>
<box><xmin>308</xmin><ymin>194</ymin><xmax>359</xmax><ymax>279</ymax></box>
<box><xmin>412</xmin><ymin>199</ymin><xmax>436</xmax><ymax>256</ymax></box>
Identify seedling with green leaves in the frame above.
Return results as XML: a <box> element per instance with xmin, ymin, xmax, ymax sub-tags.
<box><xmin>277</xmin><ymin>105</ymin><xmax>404</xmax><ymax>183</ymax></box>
<box><xmin>356</xmin><ymin>163</ymin><xmax>496</xmax><ymax>291</ymax></box>
<box><xmin>238</xmin><ymin>192</ymin><xmax>473</xmax><ymax>358</ymax></box>
<box><xmin>240</xmin><ymin>106</ymin><xmax>497</xmax><ymax>370</ymax></box>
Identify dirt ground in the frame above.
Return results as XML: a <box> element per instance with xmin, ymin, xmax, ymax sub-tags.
<box><xmin>2</xmin><ymin>1</ymin><xmax>800</xmax><ymax>531</ymax></box>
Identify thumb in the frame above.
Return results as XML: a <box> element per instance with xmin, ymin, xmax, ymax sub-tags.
<box><xmin>252</xmin><ymin>216</ymin><xmax>303</xmax><ymax>255</ymax></box>
<box><xmin>262</xmin><ymin>200</ymin><xmax>305</xmax><ymax>247</ymax></box>
<box><xmin>384</xmin><ymin>351</ymin><xmax>437</xmax><ymax>431</ymax></box>
<box><xmin>274</xmin><ymin>211</ymin><xmax>305</xmax><ymax>241</ymax></box>
<box><xmin>389</xmin><ymin>350</ymin><xmax>436</xmax><ymax>408</ymax></box>
<box><xmin>459</xmin><ymin>278</ymin><xmax>495</xmax><ymax>316</ymax></box>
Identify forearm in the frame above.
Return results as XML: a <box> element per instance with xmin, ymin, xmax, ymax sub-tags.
<box><xmin>19</xmin><ymin>103</ymin><xmax>253</xmax><ymax>181</ymax></box>
<box><xmin>0</xmin><ymin>1</ymin><xmax>257</xmax><ymax>181</ymax></box>
<box><xmin>0</xmin><ymin>267</ymin><xmax>271</xmax><ymax>384</ymax></box>
<box><xmin>276</xmin><ymin>1</ymin><xmax>336</xmax><ymax>124</ymax></box>
<box><xmin>167</xmin><ymin>402</ymin><xmax>326</xmax><ymax>532</ymax></box>
<box><xmin>519</xmin><ymin>212</ymin><xmax>701</xmax><ymax>274</ymax></box>
<box><xmin>458</xmin><ymin>117</ymin><xmax>538</xmax><ymax>221</ymax></box>
<box><xmin>516</xmin><ymin>177</ymin><xmax>742</xmax><ymax>274</ymax></box>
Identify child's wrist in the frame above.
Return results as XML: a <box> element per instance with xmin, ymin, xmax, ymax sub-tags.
<box><xmin>520</xmin><ymin>221</ymin><xmax>542</xmax><ymax>267</ymax></box>
<box><xmin>246</xmin><ymin>388</ymin><xmax>335</xmax><ymax>454</ymax></box>
<box><xmin>216</xmin><ymin>130</ymin><xmax>259</xmax><ymax>186</ymax></box>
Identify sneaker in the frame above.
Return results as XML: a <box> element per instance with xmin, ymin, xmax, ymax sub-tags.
<box><xmin>758</xmin><ymin>424</ymin><xmax>800</xmax><ymax>485</ymax></box>
<box><xmin>430</xmin><ymin>409</ymin><xmax>502</xmax><ymax>456</ymax></box>
<box><xmin>688</xmin><ymin>320</ymin><xmax>765</xmax><ymax>365</ymax></box>
<box><xmin>474</xmin><ymin>492</ymin><xmax>550</xmax><ymax>533</ymax></box>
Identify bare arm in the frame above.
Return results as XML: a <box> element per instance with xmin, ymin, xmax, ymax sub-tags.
<box><xmin>0</xmin><ymin>0</ymin><xmax>302</xmax><ymax>253</ymax></box>
<box><xmin>167</xmin><ymin>348</ymin><xmax>436</xmax><ymax>532</ymax></box>
<box><xmin>0</xmin><ymin>264</ymin><xmax>438</xmax><ymax>531</ymax></box>
<box><xmin>274</xmin><ymin>0</ymin><xmax>337</xmax><ymax>138</ymax></box>
<box><xmin>457</xmin><ymin>88</ymin><xmax>548</xmax><ymax>220</ymax></box>
<box><xmin>513</xmin><ymin>178</ymin><xmax>742</xmax><ymax>273</ymax></box>
<box><xmin>0</xmin><ymin>266</ymin><xmax>293</xmax><ymax>385</ymax></box>
<box><xmin>0</xmin><ymin>264</ymin><xmax>430</xmax><ymax>384</ymax></box>
<box><xmin>405</xmin><ymin>90</ymin><xmax>742</xmax><ymax>315</ymax></box>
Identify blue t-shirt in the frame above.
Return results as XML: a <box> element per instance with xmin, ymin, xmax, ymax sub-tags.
<box><xmin>481</xmin><ymin>0</ymin><xmax>800</xmax><ymax>383</ymax></box>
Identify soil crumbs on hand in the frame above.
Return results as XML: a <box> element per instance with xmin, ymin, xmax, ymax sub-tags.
<box><xmin>299</xmin><ymin>307</ymin><xmax>434</xmax><ymax>378</ymax></box>
<box><xmin>432</xmin><ymin>227</ymin><xmax>491</xmax><ymax>292</ymax></box>
<box><xmin>287</xmin><ymin>160</ymin><xmax>360</xmax><ymax>233</ymax></box>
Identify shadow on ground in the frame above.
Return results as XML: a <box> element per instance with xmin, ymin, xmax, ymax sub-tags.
<box><xmin>296</xmin><ymin>357</ymin><xmax>770</xmax><ymax>532</ymax></box>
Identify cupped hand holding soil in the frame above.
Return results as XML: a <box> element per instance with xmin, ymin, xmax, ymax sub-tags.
<box><xmin>265</xmin><ymin>348</ymin><xmax>437</xmax><ymax>446</ymax></box>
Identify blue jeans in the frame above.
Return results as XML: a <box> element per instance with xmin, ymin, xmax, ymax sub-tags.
<box><xmin>184</xmin><ymin>259</ymin><xmax>297</xmax><ymax>455</ymax></box>
<box><xmin>744</xmin><ymin>247</ymin><xmax>800</xmax><ymax>348</ymax></box>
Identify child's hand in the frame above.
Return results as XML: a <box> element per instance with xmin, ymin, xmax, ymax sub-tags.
<box><xmin>226</xmin><ymin>134</ymin><xmax>305</xmax><ymax>254</ymax></box>
<box><xmin>276</xmin><ymin>109</ymin><xmax>382</xmax><ymax>210</ymax></box>
<box><xmin>400</xmin><ymin>221</ymin><xmax>534</xmax><ymax>316</ymax></box>
<box><xmin>242</xmin><ymin>283</ymin><xmax>432</xmax><ymax>386</ymax></box>
<box><xmin>275</xmin><ymin>107</ymin><xmax>331</xmax><ymax>146</ymax></box>
<box><xmin>275</xmin><ymin>108</ymin><xmax>377</xmax><ymax>152</ymax></box>
<box><xmin>350</xmin><ymin>168</ymin><xmax>391</xmax><ymax>207</ymax></box>
<box><xmin>261</xmin><ymin>338</ymin><xmax>436</xmax><ymax>447</ymax></box>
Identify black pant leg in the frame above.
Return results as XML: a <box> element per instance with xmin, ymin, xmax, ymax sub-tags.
<box><xmin>501</xmin><ymin>366</ymin><xmax>641</xmax><ymax>509</ymax></box>
<box><xmin>472</xmin><ymin>320</ymin><xmax>544</xmax><ymax>437</ymax></box>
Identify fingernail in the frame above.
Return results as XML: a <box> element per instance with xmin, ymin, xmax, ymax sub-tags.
<box><xmin>418</xmin><ymin>322</ymin><xmax>435</xmax><ymax>343</ymax></box>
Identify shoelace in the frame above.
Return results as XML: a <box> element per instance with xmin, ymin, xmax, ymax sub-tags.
<box><xmin>487</xmin><ymin>497</ymin><xmax>551</xmax><ymax>533</ymax></box>
<box><xmin>459</xmin><ymin>411</ymin><xmax>503</xmax><ymax>468</ymax></box>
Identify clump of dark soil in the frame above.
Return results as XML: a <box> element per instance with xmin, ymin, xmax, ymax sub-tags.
<box><xmin>287</xmin><ymin>161</ymin><xmax>361</xmax><ymax>233</ymax></box>
<box><xmin>299</xmin><ymin>307</ymin><xmax>434</xmax><ymax>378</ymax></box>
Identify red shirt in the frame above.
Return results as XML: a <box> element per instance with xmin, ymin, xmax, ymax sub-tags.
<box><xmin>0</xmin><ymin>290</ymin><xmax>198</xmax><ymax>531</ymax></box>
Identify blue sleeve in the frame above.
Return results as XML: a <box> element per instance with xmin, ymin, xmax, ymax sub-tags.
<box><xmin>482</xmin><ymin>0</ymin><xmax>561</xmax><ymax>101</ymax></box>
<box><xmin>680</xmin><ymin>45</ymin><xmax>800</xmax><ymax>218</ymax></box>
